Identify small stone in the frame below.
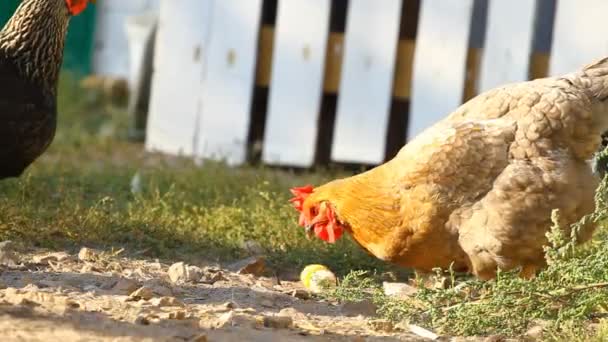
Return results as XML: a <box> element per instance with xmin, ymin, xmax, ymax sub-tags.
<box><xmin>168</xmin><ymin>262</ymin><xmax>187</xmax><ymax>283</ymax></box>
<box><xmin>216</xmin><ymin>311</ymin><xmax>258</xmax><ymax>329</ymax></box>
<box><xmin>21</xmin><ymin>284</ymin><xmax>40</xmax><ymax>292</ymax></box>
<box><xmin>382</xmin><ymin>282</ymin><xmax>418</xmax><ymax>299</ymax></box>
<box><xmin>369</xmin><ymin>319</ymin><xmax>394</xmax><ymax>332</ymax></box>
<box><xmin>408</xmin><ymin>324</ymin><xmax>440</xmax><ymax>340</ymax></box>
<box><xmin>78</xmin><ymin>248</ymin><xmax>97</xmax><ymax>262</ymax></box>
<box><xmin>168</xmin><ymin>262</ymin><xmax>202</xmax><ymax>283</ymax></box>
<box><xmin>150</xmin><ymin>296</ymin><xmax>184</xmax><ymax>307</ymax></box>
<box><xmin>230</xmin><ymin>256</ymin><xmax>266</xmax><ymax>276</ymax></box>
<box><xmin>262</xmin><ymin>315</ymin><xmax>293</xmax><ymax>329</ymax></box>
<box><xmin>32</xmin><ymin>252</ymin><xmax>70</xmax><ymax>264</ymax></box>
<box><xmin>0</xmin><ymin>241</ymin><xmax>18</xmax><ymax>266</ymax></box>
<box><xmin>222</xmin><ymin>301</ymin><xmax>236</xmax><ymax>309</ymax></box>
<box><xmin>143</xmin><ymin>279</ymin><xmax>173</xmax><ymax>297</ymax></box>
<box><xmin>339</xmin><ymin>299</ymin><xmax>377</xmax><ymax>317</ymax></box>
<box><xmin>289</xmin><ymin>289</ymin><xmax>310</xmax><ymax>300</ymax></box>
<box><xmin>525</xmin><ymin>325</ymin><xmax>544</xmax><ymax>340</ymax></box>
<box><xmin>186</xmin><ymin>265</ymin><xmax>203</xmax><ymax>281</ymax></box>
<box><xmin>129</xmin><ymin>286</ymin><xmax>155</xmax><ymax>301</ymax></box>
<box><xmin>168</xmin><ymin>310</ymin><xmax>187</xmax><ymax>320</ymax></box>
<box><xmin>112</xmin><ymin>278</ymin><xmax>140</xmax><ymax>295</ymax></box>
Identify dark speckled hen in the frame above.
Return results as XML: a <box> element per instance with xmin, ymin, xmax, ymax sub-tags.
<box><xmin>0</xmin><ymin>0</ymin><xmax>92</xmax><ymax>179</ymax></box>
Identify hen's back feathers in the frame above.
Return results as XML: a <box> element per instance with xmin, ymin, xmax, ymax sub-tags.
<box><xmin>413</xmin><ymin>58</ymin><xmax>608</xmax><ymax>278</ymax></box>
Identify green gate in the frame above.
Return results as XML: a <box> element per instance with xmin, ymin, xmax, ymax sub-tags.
<box><xmin>0</xmin><ymin>1</ymin><xmax>96</xmax><ymax>75</ymax></box>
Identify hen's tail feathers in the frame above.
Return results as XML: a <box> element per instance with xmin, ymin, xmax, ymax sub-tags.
<box><xmin>580</xmin><ymin>57</ymin><xmax>608</xmax><ymax>102</ymax></box>
<box><xmin>583</xmin><ymin>56</ymin><xmax>608</xmax><ymax>71</ymax></box>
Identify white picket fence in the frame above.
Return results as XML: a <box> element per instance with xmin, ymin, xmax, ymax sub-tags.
<box><xmin>136</xmin><ymin>0</ymin><xmax>608</xmax><ymax>168</ymax></box>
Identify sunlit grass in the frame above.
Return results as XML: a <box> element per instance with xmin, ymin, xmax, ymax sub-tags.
<box><xmin>0</xmin><ymin>74</ymin><xmax>397</xmax><ymax>275</ymax></box>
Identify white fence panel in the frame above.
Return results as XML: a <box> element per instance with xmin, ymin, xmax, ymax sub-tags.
<box><xmin>408</xmin><ymin>0</ymin><xmax>474</xmax><ymax>138</ymax></box>
<box><xmin>478</xmin><ymin>0</ymin><xmax>537</xmax><ymax>92</ymax></box>
<box><xmin>331</xmin><ymin>0</ymin><xmax>403</xmax><ymax>164</ymax></box>
<box><xmin>549</xmin><ymin>0</ymin><xmax>608</xmax><ymax>76</ymax></box>
<box><xmin>196</xmin><ymin>0</ymin><xmax>263</xmax><ymax>165</ymax></box>
<box><xmin>145</xmin><ymin>0</ymin><xmax>211</xmax><ymax>156</ymax></box>
<box><xmin>262</xmin><ymin>0</ymin><xmax>332</xmax><ymax>167</ymax></box>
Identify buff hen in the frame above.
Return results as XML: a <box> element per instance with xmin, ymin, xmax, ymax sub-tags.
<box><xmin>290</xmin><ymin>57</ymin><xmax>608</xmax><ymax>280</ymax></box>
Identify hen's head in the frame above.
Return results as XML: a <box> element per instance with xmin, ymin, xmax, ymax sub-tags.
<box><xmin>289</xmin><ymin>185</ymin><xmax>345</xmax><ymax>243</ymax></box>
<box><xmin>65</xmin><ymin>0</ymin><xmax>94</xmax><ymax>16</ymax></box>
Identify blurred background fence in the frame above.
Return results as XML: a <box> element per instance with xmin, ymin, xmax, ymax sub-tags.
<box><xmin>6</xmin><ymin>0</ymin><xmax>608</xmax><ymax>169</ymax></box>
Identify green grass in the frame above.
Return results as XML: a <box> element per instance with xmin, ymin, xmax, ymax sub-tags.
<box><xmin>0</xmin><ymin>74</ymin><xmax>395</xmax><ymax>274</ymax></box>
<box><xmin>4</xmin><ymin>74</ymin><xmax>608</xmax><ymax>339</ymax></box>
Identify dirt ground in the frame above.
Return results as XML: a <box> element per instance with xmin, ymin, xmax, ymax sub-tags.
<box><xmin>0</xmin><ymin>242</ymin><xmax>447</xmax><ymax>341</ymax></box>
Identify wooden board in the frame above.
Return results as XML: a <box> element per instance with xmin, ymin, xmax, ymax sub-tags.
<box><xmin>145</xmin><ymin>0</ymin><xmax>211</xmax><ymax>156</ymax></box>
<box><xmin>407</xmin><ymin>0</ymin><xmax>474</xmax><ymax>139</ymax></box>
<box><xmin>477</xmin><ymin>0</ymin><xmax>537</xmax><ymax>92</ymax></box>
<box><xmin>549</xmin><ymin>0</ymin><xmax>608</xmax><ymax>76</ymax></box>
<box><xmin>330</xmin><ymin>0</ymin><xmax>403</xmax><ymax>164</ymax></box>
<box><xmin>196</xmin><ymin>0</ymin><xmax>263</xmax><ymax>166</ymax></box>
<box><xmin>262</xmin><ymin>0</ymin><xmax>332</xmax><ymax>167</ymax></box>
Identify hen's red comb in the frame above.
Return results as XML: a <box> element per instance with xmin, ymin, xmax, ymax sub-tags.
<box><xmin>289</xmin><ymin>185</ymin><xmax>314</xmax><ymax>226</ymax></box>
<box><xmin>289</xmin><ymin>185</ymin><xmax>313</xmax><ymax>210</ymax></box>
<box><xmin>66</xmin><ymin>0</ymin><xmax>92</xmax><ymax>15</ymax></box>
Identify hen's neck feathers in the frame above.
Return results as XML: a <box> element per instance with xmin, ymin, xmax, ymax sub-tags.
<box><xmin>315</xmin><ymin>164</ymin><xmax>402</xmax><ymax>237</ymax></box>
<box><xmin>0</xmin><ymin>0</ymin><xmax>70</xmax><ymax>94</ymax></box>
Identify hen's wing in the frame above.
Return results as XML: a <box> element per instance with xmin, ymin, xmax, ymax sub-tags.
<box><xmin>393</xmin><ymin>118</ymin><xmax>517</xmax><ymax>202</ymax></box>
<box><xmin>365</xmin><ymin>119</ymin><xmax>518</xmax><ymax>271</ymax></box>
